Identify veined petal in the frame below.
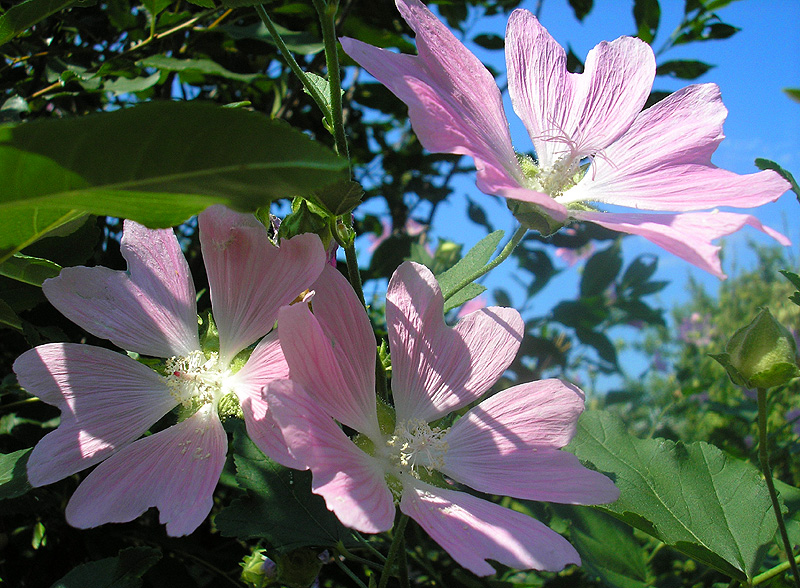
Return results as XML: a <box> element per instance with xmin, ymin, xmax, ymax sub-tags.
<box><xmin>65</xmin><ymin>404</ymin><xmax>227</xmax><ymax>537</ymax></box>
<box><xmin>278</xmin><ymin>290</ymin><xmax>380</xmax><ymax>439</ymax></box>
<box><xmin>506</xmin><ymin>10</ymin><xmax>654</xmax><ymax>168</ymax></box>
<box><xmin>441</xmin><ymin>380</ymin><xmax>619</xmax><ymax>504</ymax></box>
<box><xmin>229</xmin><ymin>331</ymin><xmax>295</xmax><ymax>466</ymax></box>
<box><xmin>199</xmin><ymin>205</ymin><xmax>325</xmax><ymax>363</ymax></box>
<box><xmin>340</xmin><ymin>0</ymin><xmax>524</xmax><ymax>195</ymax></box>
<box><xmin>400</xmin><ymin>480</ymin><xmax>580</xmax><ymax>575</ymax></box>
<box><xmin>14</xmin><ymin>343</ymin><xmax>177</xmax><ymax>487</ymax></box>
<box><xmin>43</xmin><ymin>221</ymin><xmax>199</xmax><ymax>358</ymax></box>
<box><xmin>266</xmin><ymin>380</ymin><xmax>395</xmax><ymax>534</ymax></box>
<box><xmin>564</xmin><ymin>84</ymin><xmax>791</xmax><ymax>210</ymax></box>
<box><xmin>387</xmin><ymin>262</ymin><xmax>523</xmax><ymax>423</ymax></box>
<box><xmin>576</xmin><ymin>210</ymin><xmax>791</xmax><ymax>279</ymax></box>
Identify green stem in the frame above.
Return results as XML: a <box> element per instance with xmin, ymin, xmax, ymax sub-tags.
<box><xmin>333</xmin><ymin>557</ymin><xmax>370</xmax><ymax>588</ymax></box>
<box><xmin>311</xmin><ymin>0</ymin><xmax>350</xmax><ymax>161</ymax></box>
<box><xmin>344</xmin><ymin>236</ymin><xmax>366</xmax><ymax>308</ymax></box>
<box><xmin>443</xmin><ymin>225</ymin><xmax>528</xmax><ymax>302</ymax></box>
<box><xmin>754</xmin><ymin>553</ymin><xmax>800</xmax><ymax>585</ymax></box>
<box><xmin>757</xmin><ymin>387</ymin><xmax>800</xmax><ymax>588</ymax></box>
<box><xmin>255</xmin><ymin>5</ymin><xmax>332</xmax><ymax>124</ymax></box>
<box><xmin>378</xmin><ymin>514</ymin><xmax>409</xmax><ymax>588</ymax></box>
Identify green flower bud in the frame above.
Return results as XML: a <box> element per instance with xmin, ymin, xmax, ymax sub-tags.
<box><xmin>712</xmin><ymin>308</ymin><xmax>800</xmax><ymax>389</ymax></box>
<box><xmin>240</xmin><ymin>549</ymin><xmax>277</xmax><ymax>587</ymax></box>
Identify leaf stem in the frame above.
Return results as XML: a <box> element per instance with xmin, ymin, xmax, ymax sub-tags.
<box><xmin>757</xmin><ymin>387</ymin><xmax>800</xmax><ymax>588</ymax></box>
<box><xmin>255</xmin><ymin>5</ymin><xmax>332</xmax><ymax>125</ymax></box>
<box><xmin>334</xmin><ymin>557</ymin><xmax>370</xmax><ymax>588</ymax></box>
<box><xmin>311</xmin><ymin>0</ymin><xmax>350</xmax><ymax>162</ymax></box>
<box><xmin>443</xmin><ymin>224</ymin><xmax>528</xmax><ymax>302</ymax></box>
<box><xmin>754</xmin><ymin>553</ymin><xmax>800</xmax><ymax>585</ymax></box>
<box><xmin>378</xmin><ymin>514</ymin><xmax>409</xmax><ymax>588</ymax></box>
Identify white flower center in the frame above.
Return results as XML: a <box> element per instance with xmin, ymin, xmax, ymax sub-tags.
<box><xmin>385</xmin><ymin>419</ymin><xmax>449</xmax><ymax>477</ymax></box>
<box><xmin>518</xmin><ymin>152</ymin><xmax>588</xmax><ymax>201</ymax></box>
<box><xmin>165</xmin><ymin>350</ymin><xmax>231</xmax><ymax>409</ymax></box>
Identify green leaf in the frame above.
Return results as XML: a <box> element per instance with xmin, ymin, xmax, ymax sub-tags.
<box><xmin>437</xmin><ymin>230</ymin><xmax>504</xmax><ymax>300</ymax></box>
<box><xmin>569</xmin><ymin>410</ymin><xmax>776</xmax><ymax>582</ymax></box>
<box><xmin>0</xmin><ymin>101</ymin><xmax>348</xmax><ymax>262</ymax></box>
<box><xmin>580</xmin><ymin>242</ymin><xmax>622</xmax><ymax>297</ymax></box>
<box><xmin>311</xmin><ymin>179</ymin><xmax>363</xmax><ymax>217</ymax></box>
<box><xmin>301</xmin><ymin>72</ymin><xmax>336</xmax><ymax>120</ymax></box>
<box><xmin>557</xmin><ymin>505</ymin><xmax>653</xmax><ymax>588</ymax></box>
<box><xmin>780</xmin><ymin>270</ymin><xmax>800</xmax><ymax>307</ymax></box>
<box><xmin>633</xmin><ymin>0</ymin><xmax>660</xmax><ymax>44</ymax></box>
<box><xmin>785</xmin><ymin>88</ymin><xmax>800</xmax><ymax>104</ymax></box>
<box><xmin>220</xmin><ymin>20</ymin><xmax>323</xmax><ymax>54</ymax></box>
<box><xmin>656</xmin><ymin>59</ymin><xmax>713</xmax><ymax>80</ymax></box>
<box><xmin>568</xmin><ymin>0</ymin><xmax>593</xmax><ymax>21</ymax></box>
<box><xmin>0</xmin><ymin>297</ymin><xmax>23</xmax><ymax>331</ymax></box>
<box><xmin>142</xmin><ymin>0</ymin><xmax>170</xmax><ymax>17</ymax></box>
<box><xmin>0</xmin><ymin>0</ymin><xmax>76</xmax><ymax>47</ymax></box>
<box><xmin>443</xmin><ymin>282</ymin><xmax>486</xmax><ymax>314</ymax></box>
<box><xmin>50</xmin><ymin>546</ymin><xmax>161</xmax><ymax>588</ymax></box>
<box><xmin>137</xmin><ymin>56</ymin><xmax>265</xmax><ymax>83</ymax></box>
<box><xmin>0</xmin><ymin>448</ymin><xmax>32</xmax><ymax>499</ymax></box>
<box><xmin>755</xmin><ymin>158</ymin><xmax>800</xmax><ymax>201</ymax></box>
<box><xmin>101</xmin><ymin>72</ymin><xmax>161</xmax><ymax>95</ymax></box>
<box><xmin>215</xmin><ymin>426</ymin><xmax>357</xmax><ymax>551</ymax></box>
<box><xmin>0</xmin><ymin>253</ymin><xmax>61</xmax><ymax>286</ymax></box>
<box><xmin>472</xmin><ymin>33</ymin><xmax>504</xmax><ymax>50</ymax></box>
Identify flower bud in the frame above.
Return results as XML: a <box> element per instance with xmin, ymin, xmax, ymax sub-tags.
<box><xmin>712</xmin><ymin>308</ymin><xmax>800</xmax><ymax>389</ymax></box>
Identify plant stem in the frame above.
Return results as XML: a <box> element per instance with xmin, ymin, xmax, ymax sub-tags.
<box><xmin>343</xmin><ymin>235</ymin><xmax>366</xmax><ymax>307</ymax></box>
<box><xmin>754</xmin><ymin>553</ymin><xmax>800</xmax><ymax>585</ymax></box>
<box><xmin>757</xmin><ymin>387</ymin><xmax>800</xmax><ymax>588</ymax></box>
<box><xmin>255</xmin><ymin>4</ymin><xmax>332</xmax><ymax>124</ymax></box>
<box><xmin>443</xmin><ymin>224</ymin><xmax>528</xmax><ymax>302</ymax></box>
<box><xmin>311</xmin><ymin>0</ymin><xmax>350</xmax><ymax>162</ymax></box>
<box><xmin>378</xmin><ymin>514</ymin><xmax>409</xmax><ymax>588</ymax></box>
<box><xmin>333</xmin><ymin>557</ymin><xmax>370</xmax><ymax>588</ymax></box>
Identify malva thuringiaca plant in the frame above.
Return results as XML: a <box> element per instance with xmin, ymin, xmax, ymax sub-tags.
<box><xmin>1</xmin><ymin>0</ymin><xmax>799</xmax><ymax>587</ymax></box>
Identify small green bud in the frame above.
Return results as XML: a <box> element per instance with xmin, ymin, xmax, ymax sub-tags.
<box><xmin>507</xmin><ymin>199</ymin><xmax>565</xmax><ymax>236</ymax></box>
<box><xmin>240</xmin><ymin>549</ymin><xmax>277</xmax><ymax>587</ymax></box>
<box><xmin>711</xmin><ymin>308</ymin><xmax>800</xmax><ymax>389</ymax></box>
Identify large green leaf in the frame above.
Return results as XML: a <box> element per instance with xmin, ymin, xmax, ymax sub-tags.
<box><xmin>0</xmin><ymin>101</ymin><xmax>348</xmax><ymax>262</ymax></box>
<box><xmin>0</xmin><ymin>0</ymin><xmax>76</xmax><ymax>47</ymax></box>
<box><xmin>215</xmin><ymin>426</ymin><xmax>357</xmax><ymax>551</ymax></box>
<box><xmin>437</xmin><ymin>230</ymin><xmax>504</xmax><ymax>300</ymax></box>
<box><xmin>50</xmin><ymin>546</ymin><xmax>161</xmax><ymax>588</ymax></box>
<box><xmin>0</xmin><ymin>253</ymin><xmax>61</xmax><ymax>286</ymax></box>
<box><xmin>137</xmin><ymin>56</ymin><xmax>266</xmax><ymax>83</ymax></box>
<box><xmin>569</xmin><ymin>410</ymin><xmax>775</xmax><ymax>582</ymax></box>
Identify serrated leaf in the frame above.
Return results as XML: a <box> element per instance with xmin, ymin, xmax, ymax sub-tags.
<box><xmin>137</xmin><ymin>56</ymin><xmax>264</xmax><ymax>83</ymax></box>
<box><xmin>0</xmin><ymin>253</ymin><xmax>61</xmax><ymax>286</ymax></box>
<box><xmin>437</xmin><ymin>230</ymin><xmax>504</xmax><ymax>300</ymax></box>
<box><xmin>0</xmin><ymin>101</ymin><xmax>347</xmax><ymax>262</ymax></box>
<box><xmin>215</xmin><ymin>427</ymin><xmax>357</xmax><ymax>551</ymax></box>
<box><xmin>569</xmin><ymin>410</ymin><xmax>776</xmax><ymax>582</ymax></box>
<box><xmin>50</xmin><ymin>546</ymin><xmax>161</xmax><ymax>588</ymax></box>
<box><xmin>656</xmin><ymin>59</ymin><xmax>713</xmax><ymax>80</ymax></box>
<box><xmin>755</xmin><ymin>158</ymin><xmax>800</xmax><ymax>201</ymax></box>
<box><xmin>0</xmin><ymin>448</ymin><xmax>32</xmax><ymax>499</ymax></box>
<box><xmin>0</xmin><ymin>0</ymin><xmax>76</xmax><ymax>47</ymax></box>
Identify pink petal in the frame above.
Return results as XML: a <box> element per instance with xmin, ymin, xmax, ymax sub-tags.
<box><xmin>576</xmin><ymin>210</ymin><xmax>791</xmax><ymax>279</ymax></box>
<box><xmin>14</xmin><ymin>343</ymin><xmax>177</xmax><ymax>487</ymax></box>
<box><xmin>340</xmin><ymin>0</ymin><xmax>523</xmax><ymax>196</ymax></box>
<box><xmin>387</xmin><ymin>262</ymin><xmax>523</xmax><ymax>423</ymax></box>
<box><xmin>506</xmin><ymin>10</ymin><xmax>654</xmax><ymax>169</ymax></box>
<box><xmin>266</xmin><ymin>380</ymin><xmax>395</xmax><ymax>534</ymax></box>
<box><xmin>277</xmin><ymin>281</ymin><xmax>380</xmax><ymax>439</ymax></box>
<box><xmin>43</xmin><ymin>221</ymin><xmax>199</xmax><ymax>358</ymax></box>
<box><xmin>65</xmin><ymin>404</ymin><xmax>227</xmax><ymax>536</ymax></box>
<box><xmin>564</xmin><ymin>84</ymin><xmax>791</xmax><ymax>210</ymax></box>
<box><xmin>199</xmin><ymin>205</ymin><xmax>325</xmax><ymax>363</ymax></box>
<box><xmin>441</xmin><ymin>380</ymin><xmax>619</xmax><ymax>504</ymax></box>
<box><xmin>230</xmin><ymin>331</ymin><xmax>296</xmax><ymax>466</ymax></box>
<box><xmin>400</xmin><ymin>480</ymin><xmax>580</xmax><ymax>575</ymax></box>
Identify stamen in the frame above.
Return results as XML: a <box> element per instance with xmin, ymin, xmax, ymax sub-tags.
<box><xmin>386</xmin><ymin>419</ymin><xmax>449</xmax><ymax>477</ymax></box>
<box><xmin>164</xmin><ymin>350</ymin><xmax>229</xmax><ymax>408</ymax></box>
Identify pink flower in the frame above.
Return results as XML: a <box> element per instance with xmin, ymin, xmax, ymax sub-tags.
<box><xmin>13</xmin><ymin>206</ymin><xmax>325</xmax><ymax>536</ymax></box>
<box><xmin>340</xmin><ymin>0</ymin><xmax>791</xmax><ymax>279</ymax></box>
<box><xmin>264</xmin><ymin>261</ymin><xmax>619</xmax><ymax>575</ymax></box>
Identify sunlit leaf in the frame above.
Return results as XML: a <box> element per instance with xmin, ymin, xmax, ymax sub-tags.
<box><xmin>437</xmin><ymin>230</ymin><xmax>504</xmax><ymax>301</ymax></box>
<box><xmin>0</xmin><ymin>253</ymin><xmax>61</xmax><ymax>286</ymax></box>
<box><xmin>569</xmin><ymin>410</ymin><xmax>776</xmax><ymax>582</ymax></box>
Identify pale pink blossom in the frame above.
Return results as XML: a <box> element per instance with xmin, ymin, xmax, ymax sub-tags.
<box><xmin>340</xmin><ymin>0</ymin><xmax>791</xmax><ymax>279</ymax></box>
<box><xmin>13</xmin><ymin>206</ymin><xmax>325</xmax><ymax>535</ymax></box>
<box><xmin>264</xmin><ymin>261</ymin><xmax>619</xmax><ymax>575</ymax></box>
